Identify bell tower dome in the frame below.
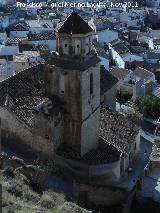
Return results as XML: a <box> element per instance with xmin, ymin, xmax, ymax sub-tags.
<box><xmin>55</xmin><ymin>11</ymin><xmax>93</xmax><ymax>57</ymax></box>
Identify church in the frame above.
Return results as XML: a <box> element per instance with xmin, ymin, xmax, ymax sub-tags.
<box><xmin>0</xmin><ymin>11</ymin><xmax>140</xmax><ymax>206</ymax></box>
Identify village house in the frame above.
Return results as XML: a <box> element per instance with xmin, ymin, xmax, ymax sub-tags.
<box><xmin>143</xmin><ymin>51</ymin><xmax>160</xmax><ymax>64</ymax></box>
<box><xmin>26</xmin><ymin>19</ymin><xmax>54</xmax><ymax>34</ymax></box>
<box><xmin>26</xmin><ymin>31</ymin><xmax>56</xmax><ymax>52</ymax></box>
<box><xmin>148</xmin><ymin>28</ymin><xmax>160</xmax><ymax>38</ymax></box>
<box><xmin>146</xmin><ymin>0</ymin><xmax>160</xmax><ymax>7</ymax></box>
<box><xmin>0</xmin><ymin>43</ymin><xmax>19</xmax><ymax>56</ymax></box>
<box><xmin>0</xmin><ymin>55</ymin><xmax>15</xmax><ymax>78</ymax></box>
<box><xmin>9</xmin><ymin>22</ymin><xmax>29</xmax><ymax>38</ymax></box>
<box><xmin>88</xmin><ymin>15</ymin><xmax>115</xmax><ymax>32</ymax></box>
<box><xmin>0</xmin><ymin>31</ymin><xmax>7</xmax><ymax>44</ymax></box>
<box><xmin>149</xmin><ymin>38</ymin><xmax>160</xmax><ymax>50</ymax></box>
<box><xmin>109</xmin><ymin>39</ymin><xmax>144</xmax><ymax>69</ymax></box>
<box><xmin>96</xmin><ymin>29</ymin><xmax>119</xmax><ymax>46</ymax></box>
<box><xmin>110</xmin><ymin>67</ymin><xmax>157</xmax><ymax>101</ymax></box>
<box><xmin>13</xmin><ymin>51</ymin><xmax>44</xmax><ymax>73</ymax></box>
<box><xmin>0</xmin><ymin>12</ymin><xmax>9</xmax><ymax>30</ymax></box>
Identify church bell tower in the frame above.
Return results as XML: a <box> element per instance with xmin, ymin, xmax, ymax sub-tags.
<box><xmin>47</xmin><ymin>11</ymin><xmax>101</xmax><ymax>156</ymax></box>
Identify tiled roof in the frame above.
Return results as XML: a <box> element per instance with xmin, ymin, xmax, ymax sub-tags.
<box><xmin>153</xmin><ymin>39</ymin><xmax>160</xmax><ymax>45</ymax></box>
<box><xmin>9</xmin><ymin>23</ymin><xmax>29</xmax><ymax>31</ymax></box>
<box><xmin>0</xmin><ymin>64</ymin><xmax>45</xmax><ymax>126</ymax></box>
<box><xmin>28</xmin><ymin>32</ymin><xmax>55</xmax><ymax>41</ymax></box>
<box><xmin>110</xmin><ymin>68</ymin><xmax>130</xmax><ymax>80</ymax></box>
<box><xmin>57</xmin><ymin>138</ymin><xmax>121</xmax><ymax>164</ymax></box>
<box><xmin>100</xmin><ymin>67</ymin><xmax>118</xmax><ymax>94</ymax></box>
<box><xmin>99</xmin><ymin>106</ymin><xmax>139</xmax><ymax>154</ymax></box>
<box><xmin>133</xmin><ymin>67</ymin><xmax>153</xmax><ymax>80</ymax></box>
<box><xmin>55</xmin><ymin>11</ymin><xmax>93</xmax><ymax>34</ymax></box>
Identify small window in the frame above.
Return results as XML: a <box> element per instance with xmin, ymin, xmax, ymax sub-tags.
<box><xmin>86</xmin><ymin>43</ymin><xmax>89</xmax><ymax>46</ymax></box>
<box><xmin>77</xmin><ymin>44</ymin><xmax>80</xmax><ymax>48</ymax></box>
<box><xmin>65</xmin><ymin>44</ymin><xmax>68</xmax><ymax>47</ymax></box>
<box><xmin>90</xmin><ymin>73</ymin><xmax>93</xmax><ymax>95</ymax></box>
<box><xmin>49</xmin><ymin>69</ymin><xmax>53</xmax><ymax>73</ymax></box>
<box><xmin>61</xmin><ymin>90</ymin><xmax>64</xmax><ymax>94</ymax></box>
<box><xmin>45</xmin><ymin>134</ymin><xmax>49</xmax><ymax>139</ymax></box>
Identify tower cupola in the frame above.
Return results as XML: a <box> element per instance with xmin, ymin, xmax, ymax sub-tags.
<box><xmin>55</xmin><ymin>11</ymin><xmax>94</xmax><ymax>57</ymax></box>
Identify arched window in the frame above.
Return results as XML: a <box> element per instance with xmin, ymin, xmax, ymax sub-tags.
<box><xmin>90</xmin><ymin>73</ymin><xmax>93</xmax><ymax>95</ymax></box>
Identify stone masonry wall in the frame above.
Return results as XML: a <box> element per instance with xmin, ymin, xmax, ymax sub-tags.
<box><xmin>0</xmin><ymin>107</ymin><xmax>55</xmax><ymax>159</ymax></box>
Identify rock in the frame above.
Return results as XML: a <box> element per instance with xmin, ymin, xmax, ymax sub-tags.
<box><xmin>22</xmin><ymin>165</ymin><xmax>37</xmax><ymax>179</ymax></box>
<box><xmin>11</xmin><ymin>156</ymin><xmax>26</xmax><ymax>169</ymax></box>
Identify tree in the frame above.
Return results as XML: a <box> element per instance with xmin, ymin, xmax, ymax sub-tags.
<box><xmin>136</xmin><ymin>95</ymin><xmax>160</xmax><ymax>119</ymax></box>
<box><xmin>104</xmin><ymin>42</ymin><xmax>109</xmax><ymax>52</ymax></box>
<box><xmin>116</xmin><ymin>90</ymin><xmax>132</xmax><ymax>108</ymax></box>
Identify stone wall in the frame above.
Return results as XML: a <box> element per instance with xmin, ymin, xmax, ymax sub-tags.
<box><xmin>81</xmin><ymin>63</ymin><xmax>100</xmax><ymax>155</ymax></box>
<box><xmin>81</xmin><ymin>108</ymin><xmax>100</xmax><ymax>156</ymax></box>
<box><xmin>47</xmin><ymin>60</ymin><xmax>101</xmax><ymax>156</ymax></box>
<box><xmin>0</xmin><ymin>107</ymin><xmax>55</xmax><ymax>159</ymax></box>
<box><xmin>33</xmin><ymin>110</ymin><xmax>64</xmax><ymax>150</ymax></box>
<box><xmin>73</xmin><ymin>182</ymin><xmax>128</xmax><ymax>206</ymax></box>
<box><xmin>55</xmin><ymin>154</ymin><xmax>121</xmax><ymax>183</ymax></box>
<box><xmin>102</xmin><ymin>84</ymin><xmax>117</xmax><ymax>110</ymax></box>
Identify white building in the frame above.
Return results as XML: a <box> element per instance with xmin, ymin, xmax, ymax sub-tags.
<box><xmin>97</xmin><ymin>29</ymin><xmax>118</xmax><ymax>45</ymax></box>
<box><xmin>0</xmin><ymin>32</ymin><xmax>7</xmax><ymax>44</ymax></box>
<box><xmin>0</xmin><ymin>57</ymin><xmax>15</xmax><ymax>78</ymax></box>
<box><xmin>27</xmin><ymin>32</ymin><xmax>56</xmax><ymax>52</ymax></box>
<box><xmin>26</xmin><ymin>19</ymin><xmax>54</xmax><ymax>34</ymax></box>
<box><xmin>9</xmin><ymin>23</ymin><xmax>29</xmax><ymax>38</ymax></box>
<box><xmin>14</xmin><ymin>51</ymin><xmax>43</xmax><ymax>73</ymax></box>
<box><xmin>109</xmin><ymin>40</ymin><xmax>143</xmax><ymax>68</ymax></box>
<box><xmin>146</xmin><ymin>0</ymin><xmax>160</xmax><ymax>7</ymax></box>
<box><xmin>0</xmin><ymin>45</ymin><xmax>19</xmax><ymax>56</ymax></box>
<box><xmin>149</xmin><ymin>38</ymin><xmax>160</xmax><ymax>50</ymax></box>
<box><xmin>0</xmin><ymin>14</ymin><xmax>9</xmax><ymax>30</ymax></box>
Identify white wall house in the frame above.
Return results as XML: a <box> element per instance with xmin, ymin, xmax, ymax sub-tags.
<box><xmin>0</xmin><ymin>45</ymin><xmax>19</xmax><ymax>56</ymax></box>
<box><xmin>0</xmin><ymin>15</ymin><xmax>9</xmax><ymax>30</ymax></box>
<box><xmin>0</xmin><ymin>58</ymin><xmax>15</xmax><ymax>77</ymax></box>
<box><xmin>0</xmin><ymin>0</ymin><xmax>15</xmax><ymax>4</ymax></box>
<box><xmin>0</xmin><ymin>32</ymin><xmax>7</xmax><ymax>44</ymax></box>
<box><xmin>27</xmin><ymin>19</ymin><xmax>54</xmax><ymax>34</ymax></box>
<box><xmin>123</xmin><ymin>54</ymin><xmax>144</xmax><ymax>64</ymax></box>
<box><xmin>146</xmin><ymin>0</ymin><xmax>160</xmax><ymax>7</ymax></box>
<box><xmin>97</xmin><ymin>29</ymin><xmax>118</xmax><ymax>45</ymax></box>
<box><xmin>143</xmin><ymin>52</ymin><xmax>160</xmax><ymax>64</ymax></box>
<box><xmin>27</xmin><ymin>32</ymin><xmax>56</xmax><ymax>52</ymax></box>
<box><xmin>149</xmin><ymin>38</ymin><xmax>160</xmax><ymax>50</ymax></box>
<box><xmin>111</xmin><ymin>48</ymin><xmax>126</xmax><ymax>68</ymax></box>
<box><xmin>148</xmin><ymin>29</ymin><xmax>160</xmax><ymax>38</ymax></box>
<box><xmin>10</xmin><ymin>29</ymin><xmax>29</xmax><ymax>38</ymax></box>
<box><xmin>109</xmin><ymin>40</ymin><xmax>144</xmax><ymax>69</ymax></box>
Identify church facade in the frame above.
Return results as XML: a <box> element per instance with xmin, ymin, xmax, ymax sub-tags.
<box><xmin>0</xmin><ymin>11</ymin><xmax>140</xmax><ymax>206</ymax></box>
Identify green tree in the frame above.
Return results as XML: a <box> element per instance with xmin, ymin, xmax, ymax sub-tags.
<box><xmin>116</xmin><ymin>90</ymin><xmax>132</xmax><ymax>108</ymax></box>
<box><xmin>136</xmin><ymin>95</ymin><xmax>160</xmax><ymax>119</ymax></box>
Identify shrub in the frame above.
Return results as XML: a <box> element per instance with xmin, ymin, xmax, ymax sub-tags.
<box><xmin>3</xmin><ymin>168</ymin><xmax>14</xmax><ymax>177</ymax></box>
<box><xmin>136</xmin><ymin>95</ymin><xmax>160</xmax><ymax>119</ymax></box>
<box><xmin>40</xmin><ymin>194</ymin><xmax>56</xmax><ymax>209</ymax></box>
<box><xmin>7</xmin><ymin>184</ymin><xmax>23</xmax><ymax>197</ymax></box>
